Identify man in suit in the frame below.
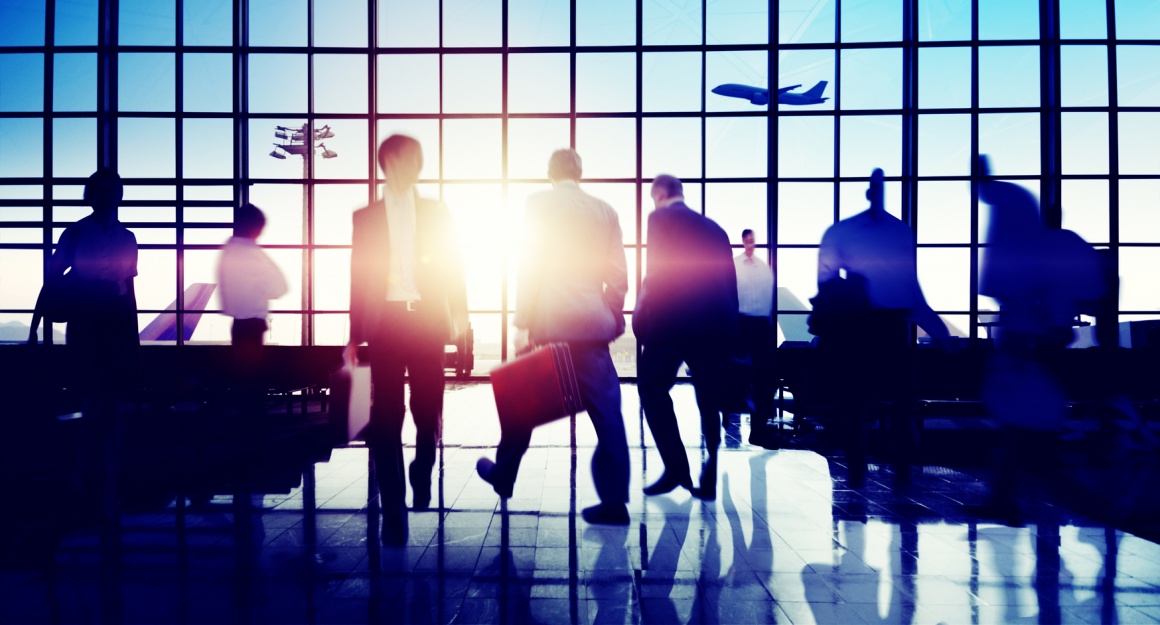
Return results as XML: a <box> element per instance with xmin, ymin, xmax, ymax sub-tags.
<box><xmin>476</xmin><ymin>148</ymin><xmax>631</xmax><ymax>525</ymax></box>
<box><xmin>345</xmin><ymin>135</ymin><xmax>468</xmax><ymax>546</ymax></box>
<box><xmin>635</xmin><ymin>174</ymin><xmax>738</xmax><ymax>500</ymax></box>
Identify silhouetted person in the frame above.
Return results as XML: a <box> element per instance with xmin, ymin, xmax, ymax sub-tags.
<box><xmin>345</xmin><ymin>135</ymin><xmax>468</xmax><ymax>545</ymax></box>
<box><xmin>218</xmin><ymin>203</ymin><xmax>287</xmax><ymax>354</ymax></box>
<box><xmin>733</xmin><ymin>228</ymin><xmax>778</xmax><ymax>449</ymax></box>
<box><xmin>636</xmin><ymin>174</ymin><xmax>738</xmax><ymax>501</ymax></box>
<box><xmin>475</xmin><ymin>148</ymin><xmax>631</xmax><ymax>525</ymax></box>
<box><xmin>977</xmin><ymin>154</ymin><xmax>1103</xmax><ymax>523</ymax></box>
<box><xmin>48</xmin><ymin>168</ymin><xmax>140</xmax><ymax>395</ymax></box>
<box><xmin>815</xmin><ymin>168</ymin><xmax>947</xmax><ymax>484</ymax></box>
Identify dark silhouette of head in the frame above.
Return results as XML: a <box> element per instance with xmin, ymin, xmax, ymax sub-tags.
<box><xmin>377</xmin><ymin>134</ymin><xmax>423</xmax><ymax>191</ymax></box>
<box><xmin>84</xmin><ymin>168</ymin><xmax>123</xmax><ymax>218</ymax></box>
<box><xmin>234</xmin><ymin>203</ymin><xmax>267</xmax><ymax>240</ymax></box>
<box><xmin>742</xmin><ymin>229</ymin><xmax>756</xmax><ymax>257</ymax></box>
<box><xmin>548</xmin><ymin>149</ymin><xmax>583</xmax><ymax>182</ymax></box>
<box><xmin>650</xmin><ymin>174</ymin><xmax>683</xmax><ymax>208</ymax></box>
<box><xmin>865</xmin><ymin>168</ymin><xmax>885</xmax><ymax>212</ymax></box>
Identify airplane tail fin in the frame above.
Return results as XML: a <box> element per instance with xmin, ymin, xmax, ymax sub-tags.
<box><xmin>138</xmin><ymin>283</ymin><xmax>216</xmax><ymax>342</ymax></box>
<box><xmin>804</xmin><ymin>81</ymin><xmax>828</xmax><ymax>98</ymax></box>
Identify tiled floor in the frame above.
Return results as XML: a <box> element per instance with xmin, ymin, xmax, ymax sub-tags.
<box><xmin>3</xmin><ymin>383</ymin><xmax>1160</xmax><ymax>624</ymax></box>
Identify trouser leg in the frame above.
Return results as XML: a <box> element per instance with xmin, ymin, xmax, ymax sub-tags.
<box><xmin>572</xmin><ymin>343</ymin><xmax>629</xmax><ymax>505</ymax></box>
<box><xmin>638</xmin><ymin>342</ymin><xmax>691</xmax><ymax>481</ymax></box>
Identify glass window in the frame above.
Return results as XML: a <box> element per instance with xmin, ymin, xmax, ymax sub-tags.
<box><xmin>52</xmin><ymin>118</ymin><xmax>97</xmax><ymax>178</ymax></box>
<box><xmin>313</xmin><ymin>314</ymin><xmax>351</xmax><ymax>346</ymax></box>
<box><xmin>508</xmin><ymin>54</ymin><xmax>570</xmax><ymax>114</ymax></box>
<box><xmin>919</xmin><ymin>114</ymin><xmax>971</xmax><ymax>177</ymax></box>
<box><xmin>917</xmin><ymin>0</ymin><xmax>971</xmax><ymax>42</ymax></box>
<box><xmin>577</xmin><ymin>0</ymin><xmax>636</xmax><ymax>46</ymax></box>
<box><xmin>0</xmin><ymin>54</ymin><xmax>44</xmax><ymax>112</ymax></box>
<box><xmin>778</xmin><ymin>116</ymin><xmax>834</xmax><ymax>178</ymax></box>
<box><xmin>135</xmin><ymin>249</ymin><xmax>178</xmax><ymax>311</ymax></box>
<box><xmin>378</xmin><ymin>54</ymin><xmax>440</xmax><ymax>114</ymax></box>
<box><xmin>919</xmin><ymin>47</ymin><xmax>971</xmax><ymax>109</ymax></box>
<box><xmin>642</xmin><ymin>117</ymin><xmax>702</xmax><ymax>180</ymax></box>
<box><xmin>314</xmin><ymin>184</ymin><xmax>367</xmax><ymax>245</ymax></box>
<box><xmin>119</xmin><ymin>53</ymin><xmax>175</xmax><ymax>112</ymax></box>
<box><xmin>378</xmin><ymin>0</ymin><xmax>437</xmax><ymax>47</ymax></box>
<box><xmin>55</xmin><ymin>0</ymin><xmax>97</xmax><ymax>46</ymax></box>
<box><xmin>0</xmin><ymin>119</ymin><xmax>44</xmax><ymax>178</ymax></box>
<box><xmin>1059</xmin><ymin>0</ymin><xmax>1107</xmax><ymax>39</ymax></box>
<box><xmin>249</xmin><ymin>0</ymin><xmax>307</xmax><ymax>47</ymax></box>
<box><xmin>0</xmin><ymin>228</ymin><xmax>43</xmax><ymax>244</ymax></box>
<box><xmin>509</xmin><ymin>0</ymin><xmax>569</xmax><ymax>46</ymax></box>
<box><xmin>779</xmin><ymin>0</ymin><xmax>835</xmax><ymax>44</ymax></box>
<box><xmin>706</xmin><ymin>116</ymin><xmax>767</xmax><ymax>179</ymax></box>
<box><xmin>708</xmin><ymin>0</ymin><xmax>766</xmax><ymax>44</ymax></box>
<box><xmin>313</xmin><ymin>119</ymin><xmax>369</xmax><ymax>181</ymax></box>
<box><xmin>443</xmin><ymin>54</ymin><xmax>502</xmax><ymax>114</ymax></box>
<box><xmin>841</xmin><ymin>0</ymin><xmax>901</xmax><ymax>43</ymax></box>
<box><xmin>643</xmin><ymin>52</ymin><xmax>702</xmax><ymax>112</ymax></box>
<box><xmin>443</xmin><ymin>119</ymin><xmax>502</xmax><ymax>180</ymax></box>
<box><xmin>978</xmin><ymin>113</ymin><xmax>1040</xmax><ymax>176</ymax></box>
<box><xmin>1060</xmin><ymin>45</ymin><xmax>1109</xmax><ymax>107</ymax></box>
<box><xmin>979</xmin><ymin>46</ymin><xmax>1040</xmax><ymax>108</ymax></box>
<box><xmin>184</xmin><ymin>0</ymin><xmax>232</xmax><ymax>46</ymax></box>
<box><xmin>706</xmin><ymin>183</ymin><xmax>766</xmax><ymax>244</ymax></box>
<box><xmin>0</xmin><ymin>250</ymin><xmax>43</xmax><ymax>309</ymax></box>
<box><xmin>707</xmin><ymin>50</ymin><xmax>770</xmax><ymax>113</ymax></box>
<box><xmin>183</xmin><ymin>54</ymin><xmax>233</xmax><ymax>113</ymax></box>
<box><xmin>1</xmin><ymin>0</ymin><xmax>45</xmax><ymax>46</ymax></box>
<box><xmin>1120</xmin><ymin>248</ymin><xmax>1160</xmax><ymax>311</ymax></box>
<box><xmin>776</xmin><ymin>247</ymin><xmax>822</xmax><ymax>316</ymax></box>
<box><xmin>1117</xmin><ymin>46</ymin><xmax>1160</xmax><ymax>106</ymax></box>
<box><xmin>839</xmin><ymin>115</ymin><xmax>901</xmax><ymax>178</ymax></box>
<box><xmin>248</xmin><ymin>185</ymin><xmax>305</xmax><ymax>245</ymax></box>
<box><xmin>777</xmin><ymin>182</ymin><xmax>833</xmax><ymax>245</ymax></box>
<box><xmin>119</xmin><ymin>0</ymin><xmax>174</xmax><ymax>46</ymax></box>
<box><xmin>1061</xmin><ymin>112</ymin><xmax>1109</xmax><ymax>175</ymax></box>
<box><xmin>576</xmin><ymin>53</ymin><xmax>636</xmax><ymax>112</ymax></box>
<box><xmin>1119</xmin><ymin>180</ymin><xmax>1160</xmax><ymax>244</ymax></box>
<box><xmin>839</xmin><ymin>48</ymin><xmax>902</xmax><ymax>110</ymax></box>
<box><xmin>182</xmin><ymin>119</ymin><xmax>234</xmax><ymax>179</ymax></box>
<box><xmin>644</xmin><ymin>0</ymin><xmax>702</xmax><ymax>46</ymax></box>
<box><xmin>916</xmin><ymin>181</ymin><xmax>971</xmax><ymax>244</ymax></box>
<box><xmin>444</xmin><ymin>183</ymin><xmax>508</xmax><ymax>310</ymax></box>
<box><xmin>314</xmin><ymin>0</ymin><xmax>368</xmax><ymax>48</ymax></box>
<box><xmin>1118</xmin><ymin>113</ymin><xmax>1160</xmax><ymax>175</ymax></box>
<box><xmin>248</xmin><ymin>54</ymin><xmax>307</xmax><ymax>113</ymax></box>
<box><xmin>314</xmin><ymin>54</ymin><xmax>368</xmax><ymax>115</ymax></box>
<box><xmin>267</xmin><ymin>314</ymin><xmax>304</xmax><ymax>346</ymax></box>
<box><xmin>53</xmin><ymin>53</ymin><xmax>96</xmax><ymax>112</ymax></box>
<box><xmin>119</xmin><ymin>118</ymin><xmax>176</xmax><ymax>179</ymax></box>
<box><xmin>777</xmin><ymin>49</ymin><xmax>835</xmax><ymax>112</ymax></box>
<box><xmin>508</xmin><ymin>118</ymin><xmax>570</xmax><ymax>180</ymax></box>
<box><xmin>443</xmin><ymin>0</ymin><xmax>501</xmax><ymax>48</ymax></box>
<box><xmin>576</xmin><ymin>118</ymin><xmax>637</xmax><ymax>179</ymax></box>
<box><xmin>918</xmin><ymin>247</ymin><xmax>969</xmax><ymax>312</ymax></box>
<box><xmin>1060</xmin><ymin>179</ymin><xmax>1109</xmax><ymax>244</ymax></box>
<box><xmin>839</xmin><ymin>180</ymin><xmax>901</xmax><ymax>219</ymax></box>
<box><xmin>1115</xmin><ymin>1</ymin><xmax>1160</xmax><ymax>40</ymax></box>
<box><xmin>313</xmin><ymin>249</ymin><xmax>351</xmax><ymax>310</ymax></box>
<box><xmin>979</xmin><ymin>0</ymin><xmax>1039</xmax><ymax>40</ymax></box>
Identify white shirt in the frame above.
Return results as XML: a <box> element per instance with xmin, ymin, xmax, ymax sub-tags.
<box><xmin>734</xmin><ymin>252</ymin><xmax>773</xmax><ymax>317</ymax></box>
<box><xmin>384</xmin><ymin>187</ymin><xmax>421</xmax><ymax>302</ymax></box>
<box><xmin>217</xmin><ymin>236</ymin><xmax>288</xmax><ymax>320</ymax></box>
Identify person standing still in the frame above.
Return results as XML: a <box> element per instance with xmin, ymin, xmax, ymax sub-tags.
<box><xmin>345</xmin><ymin>135</ymin><xmax>469</xmax><ymax>546</ymax></box>
<box><xmin>734</xmin><ymin>229</ymin><xmax>779</xmax><ymax>449</ymax></box>
<box><xmin>217</xmin><ymin>203</ymin><xmax>288</xmax><ymax>355</ymax></box>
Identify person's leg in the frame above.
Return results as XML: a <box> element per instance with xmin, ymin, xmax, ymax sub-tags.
<box><xmin>571</xmin><ymin>342</ymin><xmax>629</xmax><ymax>506</ymax></box>
<box><xmin>367</xmin><ymin>312</ymin><xmax>410</xmax><ymax>544</ymax></box>
<box><xmin>685</xmin><ymin>337</ymin><xmax>731</xmax><ymax>499</ymax></box>
<box><xmin>638</xmin><ymin>341</ymin><xmax>692</xmax><ymax>491</ymax></box>
<box><xmin>747</xmin><ymin>316</ymin><xmax>778</xmax><ymax>445</ymax></box>
<box><xmin>405</xmin><ymin>331</ymin><xmax>445</xmax><ymax>510</ymax></box>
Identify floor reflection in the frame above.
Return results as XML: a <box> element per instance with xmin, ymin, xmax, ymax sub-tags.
<box><xmin>3</xmin><ymin>383</ymin><xmax>1160</xmax><ymax>624</ymax></box>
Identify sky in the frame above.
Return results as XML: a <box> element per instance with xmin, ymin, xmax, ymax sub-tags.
<box><xmin>1</xmin><ymin>0</ymin><xmax>1159</xmax><ymax>357</ymax></box>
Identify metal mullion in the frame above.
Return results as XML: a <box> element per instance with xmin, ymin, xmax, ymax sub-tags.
<box><xmin>1106</xmin><ymin>0</ymin><xmax>1120</xmax><ymax>328</ymax></box>
<box><xmin>832</xmin><ymin>0</ymin><xmax>841</xmax><ymax>226</ymax></box>
<box><xmin>1041</xmin><ymin>0</ymin><xmax>1062</xmax><ymax>212</ymax></box>
<box><xmin>969</xmin><ymin>0</ymin><xmax>980</xmax><ymax>340</ymax></box>
<box><xmin>176</xmin><ymin>0</ymin><xmax>185</xmax><ymax>345</ymax></box>
<box><xmin>768</xmin><ymin>0</ymin><xmax>779</xmax><ymax>319</ymax></box>
<box><xmin>42</xmin><ymin>0</ymin><xmax>56</xmax><ymax>342</ymax></box>
<box><xmin>304</xmin><ymin>0</ymin><xmax>315</xmax><ymax>346</ymax></box>
<box><xmin>501</xmin><ymin>0</ymin><xmax>510</xmax><ymax>364</ymax></box>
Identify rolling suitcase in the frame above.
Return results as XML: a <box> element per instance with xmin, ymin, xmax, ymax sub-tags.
<box><xmin>490</xmin><ymin>343</ymin><xmax>584</xmax><ymax>429</ymax></box>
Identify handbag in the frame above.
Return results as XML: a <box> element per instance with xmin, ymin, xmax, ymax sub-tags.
<box><xmin>35</xmin><ymin>273</ymin><xmax>83</xmax><ymax>324</ymax></box>
<box><xmin>328</xmin><ymin>364</ymin><xmax>372</xmax><ymax>445</ymax></box>
<box><xmin>490</xmin><ymin>342</ymin><xmax>583</xmax><ymax>430</ymax></box>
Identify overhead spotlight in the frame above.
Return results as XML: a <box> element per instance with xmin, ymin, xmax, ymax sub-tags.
<box><xmin>269</xmin><ymin>148</ymin><xmax>286</xmax><ymax>159</ymax></box>
<box><xmin>275</xmin><ymin>131</ymin><xmax>288</xmax><ymax>140</ymax></box>
<box><xmin>315</xmin><ymin>125</ymin><xmax>334</xmax><ymax>139</ymax></box>
<box><xmin>319</xmin><ymin>144</ymin><xmax>338</xmax><ymax>159</ymax></box>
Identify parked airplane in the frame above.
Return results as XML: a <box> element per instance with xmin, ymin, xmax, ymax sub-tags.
<box><xmin>712</xmin><ymin>80</ymin><xmax>829</xmax><ymax>106</ymax></box>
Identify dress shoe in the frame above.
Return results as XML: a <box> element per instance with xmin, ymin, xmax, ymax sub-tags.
<box><xmin>748</xmin><ymin>430</ymin><xmax>781</xmax><ymax>450</ymax></box>
<box><xmin>476</xmin><ymin>457</ymin><xmax>513</xmax><ymax>498</ymax></box>
<box><xmin>642</xmin><ymin>473</ymin><xmax>691</xmax><ymax>496</ymax></box>
<box><xmin>409</xmin><ymin>461</ymin><xmax>431</xmax><ymax>511</ymax></box>
<box><xmin>381</xmin><ymin>507</ymin><xmax>409</xmax><ymax>547</ymax></box>
<box><xmin>581</xmin><ymin>503</ymin><xmax>630</xmax><ymax>526</ymax></box>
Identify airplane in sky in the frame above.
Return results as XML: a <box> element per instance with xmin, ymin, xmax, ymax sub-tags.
<box><xmin>711</xmin><ymin>80</ymin><xmax>829</xmax><ymax>106</ymax></box>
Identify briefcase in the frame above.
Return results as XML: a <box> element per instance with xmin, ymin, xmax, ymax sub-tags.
<box><xmin>329</xmin><ymin>365</ymin><xmax>372</xmax><ymax>445</ymax></box>
<box><xmin>491</xmin><ymin>343</ymin><xmax>584</xmax><ymax>429</ymax></box>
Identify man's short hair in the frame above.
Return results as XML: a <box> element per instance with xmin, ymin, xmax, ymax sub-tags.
<box><xmin>547</xmin><ymin>149</ymin><xmax>582</xmax><ymax>181</ymax></box>
<box><xmin>651</xmin><ymin>174</ymin><xmax>683</xmax><ymax>199</ymax></box>
<box><xmin>741</xmin><ymin>228</ymin><xmax>754</xmax><ymax>239</ymax></box>
<box><xmin>234</xmin><ymin>203</ymin><xmax>267</xmax><ymax>239</ymax></box>
<box><xmin>377</xmin><ymin>134</ymin><xmax>421</xmax><ymax>173</ymax></box>
<box><xmin>83</xmin><ymin>168</ymin><xmax>123</xmax><ymax>208</ymax></box>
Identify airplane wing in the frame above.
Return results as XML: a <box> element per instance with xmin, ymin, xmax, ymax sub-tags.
<box><xmin>139</xmin><ymin>283</ymin><xmax>217</xmax><ymax>342</ymax></box>
<box><xmin>778</xmin><ymin>84</ymin><xmax>802</xmax><ymax>93</ymax></box>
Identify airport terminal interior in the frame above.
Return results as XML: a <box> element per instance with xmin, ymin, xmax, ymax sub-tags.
<box><xmin>3</xmin><ymin>0</ymin><xmax>1160</xmax><ymax>623</ymax></box>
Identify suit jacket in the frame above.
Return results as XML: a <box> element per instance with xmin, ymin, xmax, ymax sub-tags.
<box><xmin>514</xmin><ymin>181</ymin><xmax>627</xmax><ymax>344</ymax></box>
<box><xmin>633</xmin><ymin>201</ymin><xmax>738</xmax><ymax>345</ymax></box>
<box><xmin>349</xmin><ymin>193</ymin><xmax>468</xmax><ymax>345</ymax></box>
